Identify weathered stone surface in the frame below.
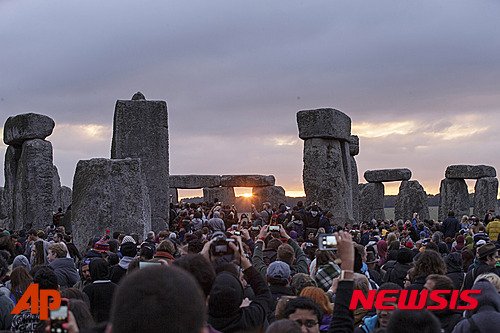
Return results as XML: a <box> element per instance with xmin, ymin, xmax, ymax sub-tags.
<box><xmin>203</xmin><ymin>187</ymin><xmax>236</xmax><ymax>206</ymax></box>
<box><xmin>359</xmin><ymin>183</ymin><xmax>385</xmax><ymax>222</ymax></box>
<box><xmin>131</xmin><ymin>91</ymin><xmax>145</xmax><ymax>100</ymax></box>
<box><xmin>252</xmin><ymin>186</ymin><xmax>286</xmax><ymax>210</ymax></box>
<box><xmin>14</xmin><ymin>139</ymin><xmax>54</xmax><ymax>230</ymax></box>
<box><xmin>3</xmin><ymin>113</ymin><xmax>55</xmax><ymax>147</ymax></box>
<box><xmin>438</xmin><ymin>178</ymin><xmax>469</xmax><ymax>221</ymax></box>
<box><xmin>395</xmin><ymin>180</ymin><xmax>430</xmax><ymax>221</ymax></box>
<box><xmin>111</xmin><ymin>97</ymin><xmax>169</xmax><ymax>232</ymax></box>
<box><xmin>0</xmin><ymin>187</ymin><xmax>6</xmax><ymax>220</ymax></box>
<box><xmin>52</xmin><ymin>165</ymin><xmax>62</xmax><ymax>211</ymax></box>
<box><xmin>3</xmin><ymin>146</ymin><xmax>21</xmax><ymax>228</ymax></box>
<box><xmin>72</xmin><ymin>158</ymin><xmax>151</xmax><ymax>252</ymax></box>
<box><xmin>350</xmin><ymin>156</ymin><xmax>359</xmax><ymax>223</ymax></box>
<box><xmin>169</xmin><ymin>175</ymin><xmax>221</xmax><ymax>189</ymax></box>
<box><xmin>61</xmin><ymin>204</ymin><xmax>72</xmax><ymax>232</ymax></box>
<box><xmin>169</xmin><ymin>188</ymin><xmax>178</xmax><ymax>204</ymax></box>
<box><xmin>364</xmin><ymin>168</ymin><xmax>412</xmax><ymax>183</ymax></box>
<box><xmin>221</xmin><ymin>175</ymin><xmax>275</xmax><ymax>187</ymax></box>
<box><xmin>349</xmin><ymin>135</ymin><xmax>359</xmax><ymax>156</ymax></box>
<box><xmin>302</xmin><ymin>138</ymin><xmax>353</xmax><ymax>225</ymax></box>
<box><xmin>445</xmin><ymin>165</ymin><xmax>496</xmax><ymax>179</ymax></box>
<box><xmin>474</xmin><ymin>177</ymin><xmax>499</xmax><ymax>218</ymax></box>
<box><xmin>297</xmin><ymin>108</ymin><xmax>351</xmax><ymax>141</ymax></box>
<box><xmin>57</xmin><ymin>186</ymin><xmax>72</xmax><ymax>213</ymax></box>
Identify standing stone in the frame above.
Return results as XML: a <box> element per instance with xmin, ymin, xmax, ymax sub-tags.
<box><xmin>349</xmin><ymin>135</ymin><xmax>359</xmax><ymax>156</ymax></box>
<box><xmin>111</xmin><ymin>94</ymin><xmax>169</xmax><ymax>232</ymax></box>
<box><xmin>438</xmin><ymin>178</ymin><xmax>469</xmax><ymax>221</ymax></box>
<box><xmin>14</xmin><ymin>139</ymin><xmax>54</xmax><ymax>231</ymax></box>
<box><xmin>203</xmin><ymin>187</ymin><xmax>236</xmax><ymax>206</ymax></box>
<box><xmin>220</xmin><ymin>175</ymin><xmax>275</xmax><ymax>187</ymax></box>
<box><xmin>0</xmin><ymin>187</ymin><xmax>7</xmax><ymax>222</ymax></box>
<box><xmin>359</xmin><ymin>183</ymin><xmax>385</xmax><ymax>222</ymax></box>
<box><xmin>3</xmin><ymin>145</ymin><xmax>21</xmax><ymax>228</ymax></box>
<box><xmin>302</xmin><ymin>138</ymin><xmax>353</xmax><ymax>225</ymax></box>
<box><xmin>57</xmin><ymin>186</ymin><xmax>72</xmax><ymax>213</ymax></box>
<box><xmin>52</xmin><ymin>165</ymin><xmax>62</xmax><ymax>211</ymax></box>
<box><xmin>169</xmin><ymin>188</ymin><xmax>179</xmax><ymax>204</ymax></box>
<box><xmin>252</xmin><ymin>186</ymin><xmax>286</xmax><ymax>210</ymax></box>
<box><xmin>395</xmin><ymin>180</ymin><xmax>430</xmax><ymax>221</ymax></box>
<box><xmin>72</xmin><ymin>158</ymin><xmax>151</xmax><ymax>252</ymax></box>
<box><xmin>445</xmin><ymin>165</ymin><xmax>496</xmax><ymax>179</ymax></box>
<box><xmin>350</xmin><ymin>156</ymin><xmax>359</xmax><ymax>223</ymax></box>
<box><xmin>3</xmin><ymin>113</ymin><xmax>55</xmax><ymax>147</ymax></box>
<box><xmin>474</xmin><ymin>177</ymin><xmax>499</xmax><ymax>218</ymax></box>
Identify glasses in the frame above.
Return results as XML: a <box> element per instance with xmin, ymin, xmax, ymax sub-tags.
<box><xmin>294</xmin><ymin>320</ymin><xmax>318</xmax><ymax>328</ymax></box>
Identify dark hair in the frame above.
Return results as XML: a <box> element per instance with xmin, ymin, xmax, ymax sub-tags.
<box><xmin>33</xmin><ymin>266</ymin><xmax>58</xmax><ymax>290</ymax></box>
<box><xmin>283</xmin><ymin>296</ymin><xmax>323</xmax><ymax>324</ymax></box>
<box><xmin>187</xmin><ymin>239</ymin><xmax>203</xmax><ymax>254</ymax></box>
<box><xmin>267</xmin><ymin>238</ymin><xmax>283</xmax><ymax>251</ymax></box>
<box><xmin>425</xmin><ymin>274</ymin><xmax>454</xmax><ymax>300</ymax></box>
<box><xmin>265</xmin><ymin>319</ymin><xmax>301</xmax><ymax>333</ymax></box>
<box><xmin>277</xmin><ymin>243</ymin><xmax>295</xmax><ymax>266</ymax></box>
<box><xmin>425</xmin><ymin>242</ymin><xmax>439</xmax><ymax>252</ymax></box>
<box><xmin>68</xmin><ymin>299</ymin><xmax>95</xmax><ymax>330</ymax></box>
<box><xmin>415</xmin><ymin>251</ymin><xmax>446</xmax><ymax>277</ymax></box>
<box><xmin>110</xmin><ymin>265</ymin><xmax>206</xmax><ymax>333</ymax></box>
<box><xmin>172</xmin><ymin>254</ymin><xmax>216</xmax><ymax>298</ymax></box>
<box><xmin>33</xmin><ymin>241</ymin><xmax>46</xmax><ymax>267</ymax></box>
<box><xmin>10</xmin><ymin>266</ymin><xmax>33</xmax><ymax>302</ymax></box>
<box><xmin>140</xmin><ymin>244</ymin><xmax>154</xmax><ymax>260</ymax></box>
<box><xmin>386</xmin><ymin>309</ymin><xmax>441</xmax><ymax>333</ymax></box>
<box><xmin>108</xmin><ymin>239</ymin><xmax>119</xmax><ymax>253</ymax></box>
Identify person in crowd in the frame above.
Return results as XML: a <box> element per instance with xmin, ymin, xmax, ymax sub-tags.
<box><xmin>486</xmin><ymin>215</ymin><xmax>500</xmax><ymax>244</ymax></box>
<box><xmin>83</xmin><ymin>258</ymin><xmax>117</xmax><ymax>324</ymax></box>
<box><xmin>445</xmin><ymin>252</ymin><xmax>464</xmax><ymax>290</ymax></box>
<box><xmin>267</xmin><ymin>261</ymin><xmax>294</xmax><ymax>318</ymax></box>
<box><xmin>252</xmin><ymin>202</ymin><xmax>273</xmax><ymax>226</ymax></box>
<box><xmin>463</xmin><ymin>242</ymin><xmax>499</xmax><ymax>290</ymax></box>
<box><xmin>385</xmin><ymin>310</ymin><xmax>441</xmax><ymax>333</ymax></box>
<box><xmin>383</xmin><ymin>247</ymin><xmax>413</xmax><ymax>288</ymax></box>
<box><xmin>109</xmin><ymin>235</ymin><xmax>137</xmax><ymax>284</ymax></box>
<box><xmin>47</xmin><ymin>242</ymin><xmax>79</xmax><ymax>288</ymax></box>
<box><xmin>283</xmin><ymin>296</ymin><xmax>323</xmax><ymax>333</ymax></box>
<box><xmin>74</xmin><ymin>259</ymin><xmax>92</xmax><ymax>291</ymax></box>
<box><xmin>406</xmin><ymin>250</ymin><xmax>446</xmax><ymax>291</ymax></box>
<box><xmin>300</xmin><ymin>287</ymin><xmax>333</xmax><ymax>332</ymax></box>
<box><xmin>208</xmin><ymin>211</ymin><xmax>225</xmax><ymax>232</ymax></box>
<box><xmin>441</xmin><ymin>211</ymin><xmax>460</xmax><ymax>239</ymax></box>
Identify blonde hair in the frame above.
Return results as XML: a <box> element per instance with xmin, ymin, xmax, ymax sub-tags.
<box><xmin>300</xmin><ymin>286</ymin><xmax>333</xmax><ymax>315</ymax></box>
<box><xmin>475</xmin><ymin>273</ymin><xmax>500</xmax><ymax>292</ymax></box>
<box><xmin>461</xmin><ymin>215</ymin><xmax>469</xmax><ymax>224</ymax></box>
<box><xmin>48</xmin><ymin>243</ymin><xmax>67</xmax><ymax>258</ymax></box>
<box><xmin>386</xmin><ymin>233</ymin><xmax>397</xmax><ymax>247</ymax></box>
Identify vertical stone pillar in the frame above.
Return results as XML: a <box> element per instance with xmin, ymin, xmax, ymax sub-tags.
<box><xmin>169</xmin><ymin>188</ymin><xmax>179</xmax><ymax>204</ymax></box>
<box><xmin>438</xmin><ymin>178</ymin><xmax>469</xmax><ymax>220</ymax></box>
<box><xmin>111</xmin><ymin>92</ymin><xmax>169</xmax><ymax>232</ymax></box>
<box><xmin>395</xmin><ymin>180</ymin><xmax>430</xmax><ymax>221</ymax></box>
<box><xmin>474</xmin><ymin>177</ymin><xmax>499</xmax><ymax>218</ymax></box>
<box><xmin>297</xmin><ymin>108</ymin><xmax>353</xmax><ymax>226</ymax></box>
<box><xmin>359</xmin><ymin>182</ymin><xmax>385</xmax><ymax>222</ymax></box>
<box><xmin>349</xmin><ymin>135</ymin><xmax>359</xmax><ymax>223</ymax></box>
<box><xmin>14</xmin><ymin>139</ymin><xmax>54</xmax><ymax>230</ymax></box>
<box><xmin>203</xmin><ymin>187</ymin><xmax>236</xmax><ymax>206</ymax></box>
<box><xmin>251</xmin><ymin>186</ymin><xmax>286</xmax><ymax>210</ymax></box>
<box><xmin>72</xmin><ymin>158</ymin><xmax>151</xmax><ymax>252</ymax></box>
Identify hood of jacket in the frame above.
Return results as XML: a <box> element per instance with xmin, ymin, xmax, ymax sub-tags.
<box><xmin>89</xmin><ymin>258</ymin><xmax>110</xmax><ymax>281</ymax></box>
<box><xmin>445</xmin><ymin>252</ymin><xmax>464</xmax><ymax>274</ymax></box>
<box><xmin>466</xmin><ymin>278</ymin><xmax>500</xmax><ymax>317</ymax></box>
<box><xmin>208</xmin><ymin>272</ymin><xmax>244</xmax><ymax>318</ymax></box>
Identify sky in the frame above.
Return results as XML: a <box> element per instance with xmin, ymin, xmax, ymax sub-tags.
<box><xmin>1</xmin><ymin>0</ymin><xmax>499</xmax><ymax>199</ymax></box>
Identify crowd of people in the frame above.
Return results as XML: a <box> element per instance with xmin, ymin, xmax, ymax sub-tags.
<box><xmin>0</xmin><ymin>200</ymin><xmax>499</xmax><ymax>333</ymax></box>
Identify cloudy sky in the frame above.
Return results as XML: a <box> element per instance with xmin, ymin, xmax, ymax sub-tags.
<box><xmin>1</xmin><ymin>0</ymin><xmax>499</xmax><ymax>198</ymax></box>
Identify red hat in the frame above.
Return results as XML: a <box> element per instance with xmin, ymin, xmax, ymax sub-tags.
<box><xmin>405</xmin><ymin>241</ymin><xmax>414</xmax><ymax>249</ymax></box>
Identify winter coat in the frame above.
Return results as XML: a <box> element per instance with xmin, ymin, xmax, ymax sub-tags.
<box><xmin>49</xmin><ymin>257</ymin><xmax>80</xmax><ymax>288</ymax></box>
<box><xmin>486</xmin><ymin>219</ymin><xmax>500</xmax><ymax>243</ymax></box>
<box><xmin>451</xmin><ymin>279</ymin><xmax>500</xmax><ymax>333</ymax></box>
<box><xmin>463</xmin><ymin>262</ymin><xmax>498</xmax><ymax>290</ymax></box>
<box><xmin>385</xmin><ymin>262</ymin><xmax>412</xmax><ymax>288</ymax></box>
<box><xmin>441</xmin><ymin>216</ymin><xmax>460</xmax><ymax>239</ymax></box>
<box><xmin>445</xmin><ymin>252</ymin><xmax>465</xmax><ymax>290</ymax></box>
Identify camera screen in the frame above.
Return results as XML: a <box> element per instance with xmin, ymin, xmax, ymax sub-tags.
<box><xmin>51</xmin><ymin>304</ymin><xmax>68</xmax><ymax>320</ymax></box>
<box><xmin>215</xmin><ymin>245</ymin><xmax>227</xmax><ymax>252</ymax></box>
<box><xmin>269</xmin><ymin>226</ymin><xmax>280</xmax><ymax>231</ymax></box>
<box><xmin>322</xmin><ymin>235</ymin><xmax>337</xmax><ymax>248</ymax></box>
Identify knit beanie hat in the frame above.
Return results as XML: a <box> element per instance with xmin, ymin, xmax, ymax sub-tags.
<box><xmin>120</xmin><ymin>235</ymin><xmax>137</xmax><ymax>257</ymax></box>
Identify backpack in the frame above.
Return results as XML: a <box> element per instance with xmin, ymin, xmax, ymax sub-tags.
<box><xmin>270</xmin><ymin>212</ymin><xmax>283</xmax><ymax>226</ymax></box>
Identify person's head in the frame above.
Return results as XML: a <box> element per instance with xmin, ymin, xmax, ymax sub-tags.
<box><xmin>265</xmin><ymin>319</ymin><xmax>301</xmax><ymax>333</ymax></box>
<box><xmin>376</xmin><ymin>283</ymin><xmax>402</xmax><ymax>329</ymax></box>
<box><xmin>33</xmin><ymin>266</ymin><xmax>58</xmax><ymax>290</ymax></box>
<box><xmin>89</xmin><ymin>258</ymin><xmax>109</xmax><ymax>282</ymax></box>
<box><xmin>53</xmin><ymin>232</ymin><xmax>64</xmax><ymax>243</ymax></box>
<box><xmin>386</xmin><ymin>309</ymin><xmax>441</xmax><ymax>333</ymax></box>
<box><xmin>290</xmin><ymin>273</ymin><xmax>318</xmax><ymax>296</ymax></box>
<box><xmin>120</xmin><ymin>236</ymin><xmax>137</xmax><ymax>257</ymax></box>
<box><xmin>172</xmin><ymin>254</ymin><xmax>216</xmax><ymax>298</ymax></box>
<box><xmin>69</xmin><ymin>299</ymin><xmax>95</xmax><ymax>330</ymax></box>
<box><xmin>267</xmin><ymin>261</ymin><xmax>291</xmax><ymax>286</ymax></box>
<box><xmin>299</xmin><ymin>287</ymin><xmax>332</xmax><ymax>316</ymax></box>
<box><xmin>424</xmin><ymin>274</ymin><xmax>454</xmax><ymax>296</ymax></box>
<box><xmin>32</xmin><ymin>241</ymin><xmax>46</xmax><ymax>266</ymax></box>
<box><xmin>27</xmin><ymin>229</ymin><xmax>39</xmax><ymax>241</ymax></box>
<box><xmin>475</xmin><ymin>273</ymin><xmax>500</xmax><ymax>293</ymax></box>
<box><xmin>414</xmin><ymin>250</ymin><xmax>446</xmax><ymax>277</ymax></box>
<box><xmin>448</xmin><ymin>210</ymin><xmax>455</xmax><ymax>217</ymax></box>
<box><xmin>109</xmin><ymin>265</ymin><xmax>206</xmax><ymax>333</ymax></box>
<box><xmin>477</xmin><ymin>242</ymin><xmax>499</xmax><ymax>266</ymax></box>
<box><xmin>277</xmin><ymin>243</ymin><xmax>295</xmax><ymax>266</ymax></box>
<box><xmin>9</xmin><ymin>266</ymin><xmax>33</xmax><ymax>302</ymax></box>
<box><xmin>47</xmin><ymin>243</ymin><xmax>67</xmax><ymax>262</ymax></box>
<box><xmin>353</xmin><ymin>273</ymin><xmax>370</xmax><ymax>300</ymax></box>
<box><xmin>263</xmin><ymin>202</ymin><xmax>271</xmax><ymax>210</ymax></box>
<box><xmin>283</xmin><ymin>296</ymin><xmax>322</xmax><ymax>333</ymax></box>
